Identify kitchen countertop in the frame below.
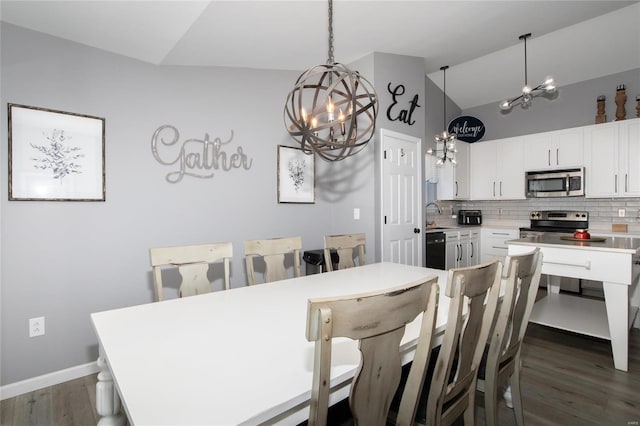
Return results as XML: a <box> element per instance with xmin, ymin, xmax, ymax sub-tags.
<box><xmin>425</xmin><ymin>225</ymin><xmax>480</xmax><ymax>234</ymax></box>
<box><xmin>507</xmin><ymin>234</ymin><xmax>640</xmax><ymax>254</ymax></box>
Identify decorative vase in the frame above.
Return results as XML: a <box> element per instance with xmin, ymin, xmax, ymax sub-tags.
<box><xmin>614</xmin><ymin>84</ymin><xmax>626</xmax><ymax>121</ymax></box>
<box><xmin>636</xmin><ymin>95</ymin><xmax>640</xmax><ymax>118</ymax></box>
<box><xmin>595</xmin><ymin>95</ymin><xmax>606</xmax><ymax>124</ymax></box>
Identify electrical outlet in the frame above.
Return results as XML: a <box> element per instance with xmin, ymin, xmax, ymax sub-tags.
<box><xmin>29</xmin><ymin>317</ymin><xmax>45</xmax><ymax>337</ymax></box>
<box><xmin>353</xmin><ymin>208</ymin><xmax>360</xmax><ymax>220</ymax></box>
<box><xmin>618</xmin><ymin>208</ymin><xmax>626</xmax><ymax>217</ymax></box>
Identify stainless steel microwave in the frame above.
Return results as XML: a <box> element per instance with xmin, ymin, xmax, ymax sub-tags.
<box><xmin>526</xmin><ymin>168</ymin><xmax>585</xmax><ymax>197</ymax></box>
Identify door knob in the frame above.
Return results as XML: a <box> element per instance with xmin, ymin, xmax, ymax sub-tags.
<box><xmin>414</xmin><ymin>228</ymin><xmax>420</xmax><ymax>234</ymax></box>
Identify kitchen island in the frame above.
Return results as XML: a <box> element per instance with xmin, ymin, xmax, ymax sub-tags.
<box><xmin>507</xmin><ymin>234</ymin><xmax>640</xmax><ymax>371</ymax></box>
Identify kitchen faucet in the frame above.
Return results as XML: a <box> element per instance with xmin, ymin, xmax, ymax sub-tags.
<box><xmin>426</xmin><ymin>202</ymin><xmax>442</xmax><ymax>214</ymax></box>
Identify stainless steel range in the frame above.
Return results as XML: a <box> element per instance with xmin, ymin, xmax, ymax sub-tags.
<box><xmin>519</xmin><ymin>210</ymin><xmax>597</xmax><ymax>294</ymax></box>
<box><xmin>519</xmin><ymin>210</ymin><xmax>589</xmax><ymax>237</ymax></box>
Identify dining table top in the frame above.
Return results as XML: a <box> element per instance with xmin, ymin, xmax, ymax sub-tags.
<box><xmin>91</xmin><ymin>262</ymin><xmax>450</xmax><ymax>425</ymax></box>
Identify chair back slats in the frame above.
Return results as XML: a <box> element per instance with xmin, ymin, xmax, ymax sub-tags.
<box><xmin>244</xmin><ymin>236</ymin><xmax>302</xmax><ymax>285</ymax></box>
<box><xmin>149</xmin><ymin>242</ymin><xmax>233</xmax><ymax>301</ymax></box>
<box><xmin>426</xmin><ymin>259</ymin><xmax>502</xmax><ymax>425</ymax></box>
<box><xmin>307</xmin><ymin>276</ymin><xmax>439</xmax><ymax>426</ymax></box>
<box><xmin>323</xmin><ymin>233</ymin><xmax>366</xmax><ymax>271</ymax></box>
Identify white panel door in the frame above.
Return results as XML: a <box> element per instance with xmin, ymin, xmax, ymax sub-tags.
<box><xmin>380</xmin><ymin>129</ymin><xmax>422</xmax><ymax>266</ymax></box>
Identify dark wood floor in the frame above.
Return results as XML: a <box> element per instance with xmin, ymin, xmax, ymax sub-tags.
<box><xmin>2</xmin><ymin>324</ymin><xmax>639</xmax><ymax>426</ymax></box>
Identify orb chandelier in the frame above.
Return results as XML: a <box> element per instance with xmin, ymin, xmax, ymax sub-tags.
<box><xmin>499</xmin><ymin>33</ymin><xmax>556</xmax><ymax>111</ymax></box>
<box><xmin>283</xmin><ymin>0</ymin><xmax>378</xmax><ymax>161</ymax></box>
<box><xmin>427</xmin><ymin>65</ymin><xmax>457</xmax><ymax>167</ymax></box>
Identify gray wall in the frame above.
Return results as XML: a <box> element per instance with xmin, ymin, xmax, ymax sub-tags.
<box><xmin>0</xmin><ymin>24</ymin><xmax>425</xmax><ymax>385</ymax></box>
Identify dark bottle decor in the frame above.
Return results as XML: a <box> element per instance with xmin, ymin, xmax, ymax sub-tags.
<box><xmin>615</xmin><ymin>84</ymin><xmax>626</xmax><ymax>121</ymax></box>
<box><xmin>595</xmin><ymin>95</ymin><xmax>606</xmax><ymax>123</ymax></box>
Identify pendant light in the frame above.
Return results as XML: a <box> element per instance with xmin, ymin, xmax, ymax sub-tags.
<box><xmin>283</xmin><ymin>0</ymin><xmax>378</xmax><ymax>161</ymax></box>
<box><xmin>427</xmin><ymin>65</ymin><xmax>457</xmax><ymax>167</ymax></box>
<box><xmin>499</xmin><ymin>33</ymin><xmax>556</xmax><ymax>111</ymax></box>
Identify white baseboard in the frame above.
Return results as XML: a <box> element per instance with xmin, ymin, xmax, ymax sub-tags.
<box><xmin>0</xmin><ymin>361</ymin><xmax>99</xmax><ymax>400</ymax></box>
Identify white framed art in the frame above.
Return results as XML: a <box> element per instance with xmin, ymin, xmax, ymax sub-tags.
<box><xmin>277</xmin><ymin>145</ymin><xmax>315</xmax><ymax>203</ymax></box>
<box><xmin>8</xmin><ymin>103</ymin><xmax>105</xmax><ymax>201</ymax></box>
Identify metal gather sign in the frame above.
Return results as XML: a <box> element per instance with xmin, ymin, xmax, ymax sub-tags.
<box><xmin>151</xmin><ymin>125</ymin><xmax>253</xmax><ymax>183</ymax></box>
<box><xmin>447</xmin><ymin>116</ymin><xmax>485</xmax><ymax>143</ymax></box>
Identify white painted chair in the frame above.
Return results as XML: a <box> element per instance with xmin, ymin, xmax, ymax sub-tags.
<box><xmin>149</xmin><ymin>242</ymin><xmax>233</xmax><ymax>301</ymax></box>
<box><xmin>477</xmin><ymin>249</ymin><xmax>543</xmax><ymax>426</ymax></box>
<box><xmin>306</xmin><ymin>276</ymin><xmax>440</xmax><ymax>426</ymax></box>
<box><xmin>244</xmin><ymin>236</ymin><xmax>302</xmax><ymax>285</ymax></box>
<box><xmin>323</xmin><ymin>233</ymin><xmax>366</xmax><ymax>271</ymax></box>
<box><xmin>422</xmin><ymin>259</ymin><xmax>502</xmax><ymax>425</ymax></box>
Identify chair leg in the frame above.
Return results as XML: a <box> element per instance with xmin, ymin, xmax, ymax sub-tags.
<box><xmin>484</xmin><ymin>377</ymin><xmax>499</xmax><ymax>426</ymax></box>
<box><xmin>510</xmin><ymin>371</ymin><xmax>525</xmax><ymax>426</ymax></box>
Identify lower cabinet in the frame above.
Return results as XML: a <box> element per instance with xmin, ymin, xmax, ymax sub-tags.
<box><xmin>481</xmin><ymin>227</ymin><xmax>519</xmax><ymax>264</ymax></box>
<box><xmin>445</xmin><ymin>229</ymin><xmax>480</xmax><ymax>269</ymax></box>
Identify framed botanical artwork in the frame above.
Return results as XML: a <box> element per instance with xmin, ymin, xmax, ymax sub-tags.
<box><xmin>8</xmin><ymin>103</ymin><xmax>105</xmax><ymax>201</ymax></box>
<box><xmin>277</xmin><ymin>145</ymin><xmax>315</xmax><ymax>203</ymax></box>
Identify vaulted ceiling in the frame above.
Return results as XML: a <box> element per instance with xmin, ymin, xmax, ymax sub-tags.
<box><xmin>2</xmin><ymin>1</ymin><xmax>639</xmax><ymax>109</ymax></box>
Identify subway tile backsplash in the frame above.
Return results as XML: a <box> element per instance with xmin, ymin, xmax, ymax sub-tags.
<box><xmin>427</xmin><ymin>198</ymin><xmax>640</xmax><ymax>234</ymax></box>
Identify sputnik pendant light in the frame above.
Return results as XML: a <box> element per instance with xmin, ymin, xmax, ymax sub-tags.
<box><xmin>283</xmin><ymin>0</ymin><xmax>378</xmax><ymax>161</ymax></box>
<box><xmin>427</xmin><ymin>65</ymin><xmax>457</xmax><ymax>167</ymax></box>
<box><xmin>499</xmin><ymin>33</ymin><xmax>556</xmax><ymax>111</ymax></box>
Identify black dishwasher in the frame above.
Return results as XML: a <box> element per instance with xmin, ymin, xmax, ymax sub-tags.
<box><xmin>425</xmin><ymin>232</ymin><xmax>446</xmax><ymax>270</ymax></box>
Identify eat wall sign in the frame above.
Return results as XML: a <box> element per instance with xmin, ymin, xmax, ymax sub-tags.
<box><xmin>386</xmin><ymin>82</ymin><xmax>421</xmax><ymax>126</ymax></box>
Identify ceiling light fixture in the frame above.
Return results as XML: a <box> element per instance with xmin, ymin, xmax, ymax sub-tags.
<box><xmin>499</xmin><ymin>33</ymin><xmax>556</xmax><ymax>111</ymax></box>
<box><xmin>283</xmin><ymin>0</ymin><xmax>378</xmax><ymax>161</ymax></box>
<box><xmin>427</xmin><ymin>65</ymin><xmax>457</xmax><ymax>167</ymax></box>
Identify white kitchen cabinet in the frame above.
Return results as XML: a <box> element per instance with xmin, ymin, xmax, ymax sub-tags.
<box><xmin>470</xmin><ymin>137</ymin><xmax>525</xmax><ymax>200</ymax></box>
<box><xmin>584</xmin><ymin>118</ymin><xmax>640</xmax><ymax>198</ymax></box>
<box><xmin>481</xmin><ymin>227</ymin><xmax>519</xmax><ymax>264</ymax></box>
<box><xmin>437</xmin><ymin>141</ymin><xmax>469</xmax><ymax>200</ymax></box>
<box><xmin>524</xmin><ymin>127</ymin><xmax>584</xmax><ymax>170</ymax></box>
<box><xmin>445</xmin><ymin>228</ymin><xmax>480</xmax><ymax>269</ymax></box>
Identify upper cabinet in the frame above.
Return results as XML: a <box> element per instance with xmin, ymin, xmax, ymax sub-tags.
<box><xmin>437</xmin><ymin>141</ymin><xmax>470</xmax><ymax>200</ymax></box>
<box><xmin>584</xmin><ymin>118</ymin><xmax>640</xmax><ymax>198</ymax></box>
<box><xmin>524</xmin><ymin>127</ymin><xmax>584</xmax><ymax>170</ymax></box>
<box><xmin>470</xmin><ymin>137</ymin><xmax>525</xmax><ymax>200</ymax></box>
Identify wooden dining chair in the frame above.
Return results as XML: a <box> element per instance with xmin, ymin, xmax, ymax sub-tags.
<box><xmin>306</xmin><ymin>276</ymin><xmax>440</xmax><ymax>426</ymax></box>
<box><xmin>149</xmin><ymin>242</ymin><xmax>233</xmax><ymax>301</ymax></box>
<box><xmin>477</xmin><ymin>249</ymin><xmax>543</xmax><ymax>426</ymax></box>
<box><xmin>420</xmin><ymin>259</ymin><xmax>502</xmax><ymax>426</ymax></box>
<box><xmin>323</xmin><ymin>233</ymin><xmax>366</xmax><ymax>271</ymax></box>
<box><xmin>244</xmin><ymin>236</ymin><xmax>302</xmax><ymax>285</ymax></box>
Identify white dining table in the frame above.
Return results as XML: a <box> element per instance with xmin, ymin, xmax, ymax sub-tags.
<box><xmin>91</xmin><ymin>262</ymin><xmax>450</xmax><ymax>426</ymax></box>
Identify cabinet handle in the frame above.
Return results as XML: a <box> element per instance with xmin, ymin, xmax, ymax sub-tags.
<box><xmin>625</xmin><ymin>174</ymin><xmax>628</xmax><ymax>193</ymax></box>
<box><xmin>556</xmin><ymin>148</ymin><xmax>559</xmax><ymax>166</ymax></box>
<box><xmin>455</xmin><ymin>181</ymin><xmax>458</xmax><ymax>197</ymax></box>
<box><xmin>548</xmin><ymin>149</ymin><xmax>551</xmax><ymax>166</ymax></box>
<box><xmin>544</xmin><ymin>260</ymin><xmax>591</xmax><ymax>270</ymax></box>
<box><xmin>500</xmin><ymin>181</ymin><xmax>503</xmax><ymax>197</ymax></box>
<box><xmin>493</xmin><ymin>181</ymin><xmax>496</xmax><ymax>197</ymax></box>
<box><xmin>470</xmin><ymin>242</ymin><xmax>474</xmax><ymax>258</ymax></box>
<box><xmin>615</xmin><ymin>174</ymin><xmax>618</xmax><ymax>193</ymax></box>
<box><xmin>458</xmin><ymin>244</ymin><xmax>462</xmax><ymax>262</ymax></box>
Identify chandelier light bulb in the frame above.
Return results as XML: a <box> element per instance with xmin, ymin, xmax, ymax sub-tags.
<box><xmin>499</xmin><ymin>100</ymin><xmax>511</xmax><ymax>111</ymax></box>
<box><xmin>522</xmin><ymin>85</ymin><xmax>532</xmax><ymax>95</ymax></box>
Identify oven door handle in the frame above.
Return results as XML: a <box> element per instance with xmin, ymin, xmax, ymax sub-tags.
<box><xmin>566</xmin><ymin>175</ymin><xmax>570</xmax><ymax>196</ymax></box>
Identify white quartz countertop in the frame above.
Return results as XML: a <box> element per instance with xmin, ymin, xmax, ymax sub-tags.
<box><xmin>507</xmin><ymin>234</ymin><xmax>640</xmax><ymax>254</ymax></box>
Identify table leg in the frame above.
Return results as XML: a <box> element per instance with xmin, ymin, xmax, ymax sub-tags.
<box><xmin>602</xmin><ymin>282</ymin><xmax>629</xmax><ymax>372</ymax></box>
<box><xmin>547</xmin><ymin>275</ymin><xmax>561</xmax><ymax>294</ymax></box>
<box><xmin>96</xmin><ymin>353</ymin><xmax>125</xmax><ymax>426</ymax></box>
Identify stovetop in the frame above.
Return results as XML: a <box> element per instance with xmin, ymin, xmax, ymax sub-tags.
<box><xmin>524</xmin><ymin>210</ymin><xmax>589</xmax><ymax>233</ymax></box>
